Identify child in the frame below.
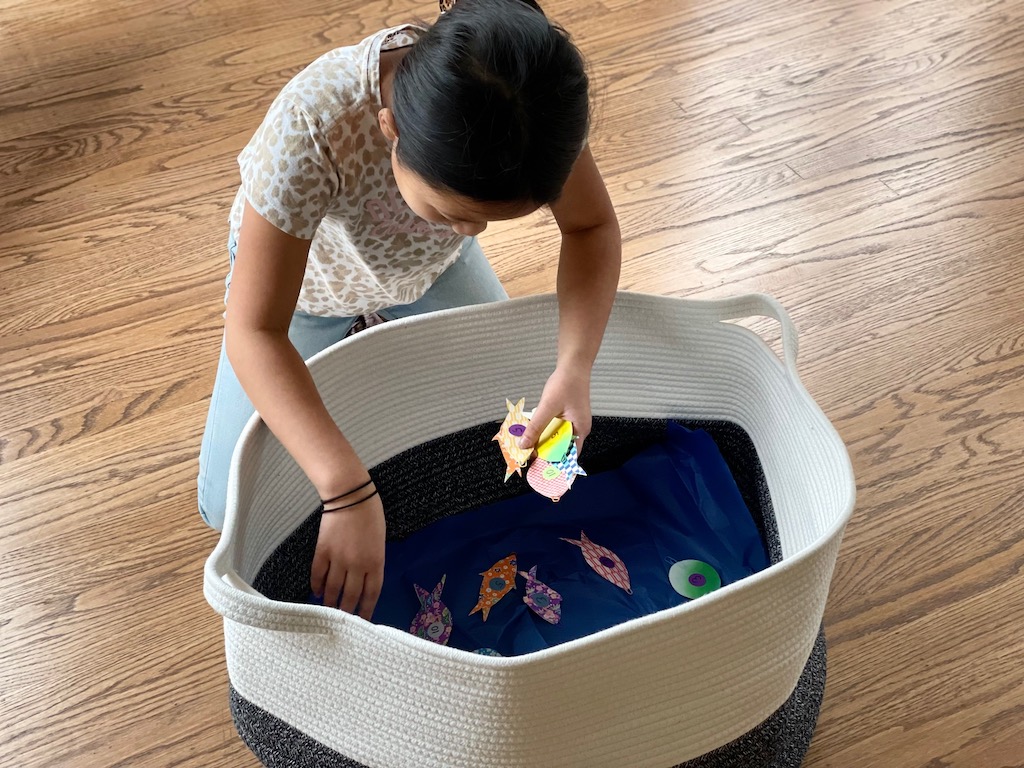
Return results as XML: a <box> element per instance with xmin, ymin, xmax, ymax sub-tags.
<box><xmin>197</xmin><ymin>0</ymin><xmax>621</xmax><ymax>620</ymax></box>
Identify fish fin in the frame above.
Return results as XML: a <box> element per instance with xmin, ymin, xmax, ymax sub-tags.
<box><xmin>413</xmin><ymin>584</ymin><xmax>429</xmax><ymax>607</ymax></box>
<box><xmin>432</xmin><ymin>576</ymin><xmax>446</xmax><ymax>602</ymax></box>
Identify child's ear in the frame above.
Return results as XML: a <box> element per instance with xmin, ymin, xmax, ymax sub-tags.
<box><xmin>378</xmin><ymin>108</ymin><xmax>399</xmax><ymax>144</ymax></box>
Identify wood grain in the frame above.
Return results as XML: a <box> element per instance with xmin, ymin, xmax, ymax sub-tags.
<box><xmin>1</xmin><ymin>0</ymin><xmax>1022</xmax><ymax>766</ymax></box>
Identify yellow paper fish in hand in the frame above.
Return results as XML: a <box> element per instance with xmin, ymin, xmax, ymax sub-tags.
<box><xmin>536</xmin><ymin>417</ymin><xmax>574</xmax><ymax>463</ymax></box>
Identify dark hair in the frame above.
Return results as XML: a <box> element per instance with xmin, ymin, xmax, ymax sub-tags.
<box><xmin>391</xmin><ymin>0</ymin><xmax>589</xmax><ymax>206</ymax></box>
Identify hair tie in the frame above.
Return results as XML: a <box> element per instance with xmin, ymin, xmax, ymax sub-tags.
<box><xmin>320</xmin><ymin>478</ymin><xmax>374</xmax><ymax>506</ymax></box>
<box><xmin>322</xmin><ymin>488</ymin><xmax>379</xmax><ymax>514</ymax></box>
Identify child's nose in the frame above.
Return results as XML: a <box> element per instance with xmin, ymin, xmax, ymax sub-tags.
<box><xmin>452</xmin><ymin>221</ymin><xmax>487</xmax><ymax>237</ymax></box>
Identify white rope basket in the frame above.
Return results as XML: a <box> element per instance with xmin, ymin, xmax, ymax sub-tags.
<box><xmin>205</xmin><ymin>292</ymin><xmax>855</xmax><ymax>768</ymax></box>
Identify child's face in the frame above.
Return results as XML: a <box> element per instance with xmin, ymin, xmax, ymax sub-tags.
<box><xmin>389</xmin><ymin>144</ymin><xmax>539</xmax><ymax>237</ymax></box>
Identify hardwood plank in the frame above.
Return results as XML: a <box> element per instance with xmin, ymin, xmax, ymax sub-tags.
<box><xmin>1</xmin><ymin>0</ymin><xmax>1022</xmax><ymax>766</ymax></box>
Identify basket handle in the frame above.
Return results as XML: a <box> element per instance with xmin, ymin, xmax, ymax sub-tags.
<box><xmin>204</xmin><ymin>561</ymin><xmax>335</xmax><ymax>635</ymax></box>
<box><xmin>705</xmin><ymin>293</ymin><xmax>799</xmax><ymax>377</ymax></box>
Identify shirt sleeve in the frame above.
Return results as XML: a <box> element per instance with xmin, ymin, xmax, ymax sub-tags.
<box><xmin>237</xmin><ymin>96</ymin><xmax>339</xmax><ymax>241</ymax></box>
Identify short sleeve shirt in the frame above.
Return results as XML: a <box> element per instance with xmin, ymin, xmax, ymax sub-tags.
<box><xmin>228</xmin><ymin>26</ymin><xmax>466</xmax><ymax>316</ymax></box>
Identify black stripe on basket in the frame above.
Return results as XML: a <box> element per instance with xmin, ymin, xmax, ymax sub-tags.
<box><xmin>253</xmin><ymin>417</ymin><xmax>782</xmax><ymax>603</ymax></box>
<box><xmin>229</xmin><ymin>627</ymin><xmax>825</xmax><ymax>768</ymax></box>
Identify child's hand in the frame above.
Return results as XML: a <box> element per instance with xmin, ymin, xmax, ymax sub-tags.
<box><xmin>517</xmin><ymin>364</ymin><xmax>593</xmax><ymax>456</ymax></box>
<box><xmin>311</xmin><ymin>490</ymin><xmax>386</xmax><ymax>620</ymax></box>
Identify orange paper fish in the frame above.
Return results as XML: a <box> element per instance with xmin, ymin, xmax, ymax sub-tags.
<box><xmin>493</xmin><ymin>399</ymin><xmax>533</xmax><ymax>481</ymax></box>
<box><xmin>469</xmin><ymin>553</ymin><xmax>518</xmax><ymax>621</ymax></box>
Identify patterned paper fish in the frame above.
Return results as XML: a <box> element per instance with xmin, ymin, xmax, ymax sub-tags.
<box><xmin>527</xmin><ymin>459</ymin><xmax>572</xmax><ymax>501</ymax></box>
<box><xmin>536</xmin><ymin>418</ymin><xmax>574</xmax><ymax>463</ymax></box>
<box><xmin>469</xmin><ymin>553</ymin><xmax>518</xmax><ymax>621</ymax></box>
<box><xmin>527</xmin><ymin>443</ymin><xmax>586</xmax><ymax>501</ymax></box>
<box><xmin>493</xmin><ymin>398</ymin><xmax>533</xmax><ymax>481</ymax></box>
<box><xmin>409</xmin><ymin>576</ymin><xmax>453</xmax><ymax>645</ymax></box>
<box><xmin>554</xmin><ymin>443</ymin><xmax>587</xmax><ymax>482</ymax></box>
<box><xmin>520</xmin><ymin>566</ymin><xmax>562</xmax><ymax>624</ymax></box>
<box><xmin>561</xmin><ymin>531</ymin><xmax>633</xmax><ymax>594</ymax></box>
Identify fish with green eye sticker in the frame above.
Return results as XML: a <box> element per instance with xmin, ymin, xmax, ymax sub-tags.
<box><xmin>528</xmin><ymin>458</ymin><xmax>569</xmax><ymax>501</ymax></box>
<box><xmin>527</xmin><ymin>446</ymin><xmax>586</xmax><ymax>502</ymax></box>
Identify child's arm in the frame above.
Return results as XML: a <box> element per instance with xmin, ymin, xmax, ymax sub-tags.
<box><xmin>519</xmin><ymin>146</ymin><xmax>621</xmax><ymax>454</ymax></box>
<box><xmin>225</xmin><ymin>201</ymin><xmax>385</xmax><ymax>618</ymax></box>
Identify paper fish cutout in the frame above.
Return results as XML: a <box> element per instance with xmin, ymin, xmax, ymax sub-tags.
<box><xmin>561</xmin><ymin>531</ymin><xmax>633</xmax><ymax>594</ymax></box>
<box><xmin>536</xmin><ymin>418</ymin><xmax>574</xmax><ymax>463</ymax></box>
<box><xmin>469</xmin><ymin>554</ymin><xmax>517</xmax><ymax>621</ymax></box>
<box><xmin>494</xmin><ymin>398</ymin><xmax>533</xmax><ymax>481</ymax></box>
<box><xmin>528</xmin><ymin>459</ymin><xmax>572</xmax><ymax>501</ymax></box>
<box><xmin>554</xmin><ymin>443</ymin><xmax>587</xmax><ymax>482</ymax></box>
<box><xmin>528</xmin><ymin>443</ymin><xmax>586</xmax><ymax>501</ymax></box>
<box><xmin>409</xmin><ymin>576</ymin><xmax>453</xmax><ymax>645</ymax></box>
<box><xmin>520</xmin><ymin>566</ymin><xmax>562</xmax><ymax>624</ymax></box>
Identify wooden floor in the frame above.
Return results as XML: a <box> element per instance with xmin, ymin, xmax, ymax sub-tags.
<box><xmin>1</xmin><ymin>0</ymin><xmax>1022</xmax><ymax>765</ymax></box>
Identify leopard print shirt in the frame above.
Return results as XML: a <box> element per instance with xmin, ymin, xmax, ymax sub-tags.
<box><xmin>228</xmin><ymin>26</ymin><xmax>465</xmax><ymax>316</ymax></box>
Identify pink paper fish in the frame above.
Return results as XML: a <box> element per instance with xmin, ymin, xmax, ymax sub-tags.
<box><xmin>527</xmin><ymin>459</ymin><xmax>571</xmax><ymax>501</ymax></box>
<box><xmin>520</xmin><ymin>566</ymin><xmax>562</xmax><ymax>624</ymax></box>
<box><xmin>561</xmin><ymin>531</ymin><xmax>633</xmax><ymax>594</ymax></box>
<box><xmin>409</xmin><ymin>576</ymin><xmax>453</xmax><ymax>645</ymax></box>
<box><xmin>528</xmin><ymin>444</ymin><xmax>586</xmax><ymax>501</ymax></box>
<box><xmin>469</xmin><ymin>554</ymin><xmax>517</xmax><ymax>621</ymax></box>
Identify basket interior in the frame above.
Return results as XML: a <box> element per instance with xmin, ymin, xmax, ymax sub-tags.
<box><xmin>253</xmin><ymin>417</ymin><xmax>783</xmax><ymax>636</ymax></box>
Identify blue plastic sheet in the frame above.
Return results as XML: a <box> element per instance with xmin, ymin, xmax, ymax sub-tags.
<box><xmin>371</xmin><ymin>423</ymin><xmax>769</xmax><ymax>655</ymax></box>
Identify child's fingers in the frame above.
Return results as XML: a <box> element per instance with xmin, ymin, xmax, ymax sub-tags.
<box><xmin>358</xmin><ymin>570</ymin><xmax>384</xmax><ymax>621</ymax></box>
<box><xmin>339</xmin><ymin>572</ymin><xmax>364</xmax><ymax>614</ymax></box>
<box><xmin>323</xmin><ymin>564</ymin><xmax>347</xmax><ymax>610</ymax></box>
<box><xmin>310</xmin><ymin>549</ymin><xmax>330</xmax><ymax>597</ymax></box>
<box><xmin>575</xmin><ymin>420</ymin><xmax>591</xmax><ymax>455</ymax></box>
<box><xmin>519</xmin><ymin>401</ymin><xmax>559</xmax><ymax>450</ymax></box>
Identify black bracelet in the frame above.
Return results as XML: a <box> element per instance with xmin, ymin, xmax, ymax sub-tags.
<box><xmin>322</xmin><ymin>488</ymin><xmax>379</xmax><ymax>513</ymax></box>
<box><xmin>320</xmin><ymin>478</ymin><xmax>374</xmax><ymax>506</ymax></box>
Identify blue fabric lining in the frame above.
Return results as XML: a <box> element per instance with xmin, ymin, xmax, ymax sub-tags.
<box><xmin>368</xmin><ymin>423</ymin><xmax>770</xmax><ymax>655</ymax></box>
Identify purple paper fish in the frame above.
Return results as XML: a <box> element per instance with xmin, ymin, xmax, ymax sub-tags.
<box><xmin>410</xmin><ymin>576</ymin><xmax>453</xmax><ymax>645</ymax></box>
<box><xmin>520</xmin><ymin>566</ymin><xmax>562</xmax><ymax>624</ymax></box>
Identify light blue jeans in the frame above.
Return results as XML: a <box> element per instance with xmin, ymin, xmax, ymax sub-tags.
<box><xmin>197</xmin><ymin>236</ymin><xmax>507</xmax><ymax>530</ymax></box>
